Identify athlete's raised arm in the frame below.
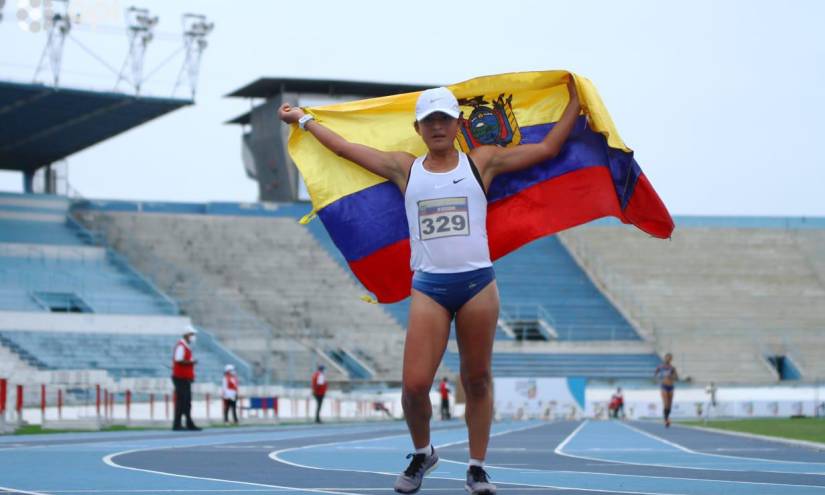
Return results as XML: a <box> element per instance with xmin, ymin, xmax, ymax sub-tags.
<box><xmin>470</xmin><ymin>76</ymin><xmax>581</xmax><ymax>188</ymax></box>
<box><xmin>278</xmin><ymin>104</ymin><xmax>414</xmax><ymax>191</ymax></box>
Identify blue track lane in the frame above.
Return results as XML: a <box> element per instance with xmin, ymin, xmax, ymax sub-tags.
<box><xmin>0</xmin><ymin>420</ymin><xmax>823</xmax><ymax>494</ymax></box>
<box><xmin>558</xmin><ymin>420</ymin><xmax>825</xmax><ymax>475</ymax></box>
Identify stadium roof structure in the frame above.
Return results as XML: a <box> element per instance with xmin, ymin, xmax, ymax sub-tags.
<box><xmin>225</xmin><ymin>77</ymin><xmax>434</xmax><ymax>125</ymax></box>
<box><xmin>0</xmin><ymin>80</ymin><xmax>192</xmax><ymax>172</ymax></box>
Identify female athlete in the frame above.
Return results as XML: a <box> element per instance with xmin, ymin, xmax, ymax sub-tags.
<box><xmin>279</xmin><ymin>77</ymin><xmax>580</xmax><ymax>494</ymax></box>
<box><xmin>654</xmin><ymin>352</ymin><xmax>679</xmax><ymax>427</ymax></box>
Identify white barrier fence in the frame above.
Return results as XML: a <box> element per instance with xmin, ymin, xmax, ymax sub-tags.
<box><xmin>587</xmin><ymin>384</ymin><xmax>825</xmax><ymax>420</ymax></box>
<box><xmin>0</xmin><ymin>378</ymin><xmax>413</xmax><ymax>430</ymax></box>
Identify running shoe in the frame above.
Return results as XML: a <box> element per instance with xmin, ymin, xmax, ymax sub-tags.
<box><xmin>394</xmin><ymin>449</ymin><xmax>439</xmax><ymax>493</ymax></box>
<box><xmin>465</xmin><ymin>465</ymin><xmax>496</xmax><ymax>494</ymax></box>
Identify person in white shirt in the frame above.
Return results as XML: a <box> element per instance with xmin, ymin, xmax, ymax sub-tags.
<box><xmin>221</xmin><ymin>364</ymin><xmax>239</xmax><ymax>424</ymax></box>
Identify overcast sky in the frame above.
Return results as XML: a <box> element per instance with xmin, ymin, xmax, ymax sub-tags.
<box><xmin>1</xmin><ymin>0</ymin><xmax>823</xmax><ymax>216</ymax></box>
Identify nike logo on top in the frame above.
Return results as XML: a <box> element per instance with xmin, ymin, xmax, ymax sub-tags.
<box><xmin>434</xmin><ymin>177</ymin><xmax>467</xmax><ymax>189</ymax></box>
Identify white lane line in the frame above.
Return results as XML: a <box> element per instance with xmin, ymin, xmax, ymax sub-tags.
<box><xmin>439</xmin><ymin>454</ymin><xmax>825</xmax><ymax>492</ymax></box>
<box><xmin>270</xmin><ymin>421</ymin><xmax>688</xmax><ymax>495</ymax></box>
<box><xmin>616</xmin><ymin>422</ymin><xmax>690</xmax><ymax>452</ymax></box>
<box><xmin>554</xmin><ymin>420</ymin><xmax>825</xmax><ymax>476</ymax></box>
<box><xmin>0</xmin><ymin>486</ymin><xmax>51</xmax><ymax>495</ymax></box>
<box><xmin>620</xmin><ymin>421</ymin><xmax>825</xmax><ymax>468</ymax></box>
<box><xmin>433</xmin><ymin>421</ymin><xmax>546</xmax><ymax>449</ymax></box>
<box><xmin>554</xmin><ymin>420</ymin><xmax>587</xmax><ymax>455</ymax></box>
<box><xmin>103</xmin><ymin>447</ymin><xmax>362</xmax><ymax>495</ymax></box>
<box><xmin>269</xmin><ymin>421</ymin><xmax>538</xmax><ymax>471</ymax></box>
<box><xmin>268</xmin><ymin>421</ymin><xmax>488</xmax><ymax>476</ymax></box>
<box><xmin>269</xmin><ymin>423</ymin><xmax>570</xmax><ymax>487</ymax></box>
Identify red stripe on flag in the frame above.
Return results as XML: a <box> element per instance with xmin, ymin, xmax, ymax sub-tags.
<box><xmin>348</xmin><ymin>239</ymin><xmax>411</xmax><ymax>303</ymax></box>
<box><xmin>620</xmin><ymin>173</ymin><xmax>674</xmax><ymax>239</ymax></box>
<box><xmin>348</xmin><ymin>166</ymin><xmax>672</xmax><ymax>303</ymax></box>
<box><xmin>488</xmin><ymin>166</ymin><xmax>625</xmax><ymax>259</ymax></box>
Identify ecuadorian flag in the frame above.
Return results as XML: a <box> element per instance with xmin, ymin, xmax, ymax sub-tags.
<box><xmin>288</xmin><ymin>71</ymin><xmax>674</xmax><ymax>303</ymax></box>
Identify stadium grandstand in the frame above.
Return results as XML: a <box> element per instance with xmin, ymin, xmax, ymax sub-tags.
<box><xmin>3</xmin><ymin>71</ymin><xmax>825</xmax><ymax>429</ymax></box>
<box><xmin>3</xmin><ymin>4</ymin><xmax>825</xmax><ymax>495</ymax></box>
<box><xmin>1</xmin><ymin>16</ymin><xmax>824</xmax><ymax>432</ymax></box>
<box><xmin>0</xmin><ymin>78</ymin><xmax>249</xmax><ymax>389</ymax></box>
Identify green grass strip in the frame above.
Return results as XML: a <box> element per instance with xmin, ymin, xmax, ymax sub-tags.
<box><xmin>681</xmin><ymin>418</ymin><xmax>825</xmax><ymax>444</ymax></box>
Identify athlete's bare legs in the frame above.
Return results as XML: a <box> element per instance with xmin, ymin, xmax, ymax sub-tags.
<box><xmin>455</xmin><ymin>282</ymin><xmax>499</xmax><ymax>461</ymax></box>
<box><xmin>401</xmin><ymin>290</ymin><xmax>452</xmax><ymax>449</ymax></box>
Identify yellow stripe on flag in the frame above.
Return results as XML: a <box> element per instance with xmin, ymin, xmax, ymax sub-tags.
<box><xmin>288</xmin><ymin>71</ymin><xmax>630</xmax><ymax>212</ymax></box>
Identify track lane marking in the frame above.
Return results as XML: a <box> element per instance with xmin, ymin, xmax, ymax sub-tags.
<box><xmin>0</xmin><ymin>486</ymin><xmax>51</xmax><ymax>495</ymax></box>
<box><xmin>555</xmin><ymin>420</ymin><xmax>825</xmax><ymax>476</ymax></box>
<box><xmin>621</xmin><ymin>421</ymin><xmax>825</xmax><ymax>469</ymax></box>
<box><xmin>104</xmin><ymin>448</ymin><xmax>363</xmax><ymax>495</ymax></box>
<box><xmin>274</xmin><ymin>421</ymin><xmax>825</xmax><ymax>494</ymax></box>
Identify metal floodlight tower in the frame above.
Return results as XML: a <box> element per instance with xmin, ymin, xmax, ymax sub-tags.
<box><xmin>116</xmin><ymin>6</ymin><xmax>159</xmax><ymax>94</ymax></box>
<box><xmin>33</xmin><ymin>0</ymin><xmax>71</xmax><ymax>86</ymax></box>
<box><xmin>174</xmin><ymin>13</ymin><xmax>214</xmax><ymax>99</ymax></box>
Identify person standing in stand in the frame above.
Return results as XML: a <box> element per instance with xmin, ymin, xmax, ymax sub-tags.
<box><xmin>222</xmin><ymin>364</ymin><xmax>239</xmax><ymax>425</ymax></box>
<box><xmin>172</xmin><ymin>326</ymin><xmax>201</xmax><ymax>431</ymax></box>
<box><xmin>439</xmin><ymin>377</ymin><xmax>451</xmax><ymax>420</ymax></box>
<box><xmin>311</xmin><ymin>364</ymin><xmax>327</xmax><ymax>424</ymax></box>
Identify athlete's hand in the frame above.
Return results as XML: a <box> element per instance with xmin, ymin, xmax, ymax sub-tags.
<box><xmin>566</xmin><ymin>75</ymin><xmax>579</xmax><ymax>104</ymax></box>
<box><xmin>278</xmin><ymin>103</ymin><xmax>305</xmax><ymax>124</ymax></box>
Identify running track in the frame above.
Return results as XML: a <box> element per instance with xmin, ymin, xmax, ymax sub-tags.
<box><xmin>1</xmin><ymin>419</ymin><xmax>824</xmax><ymax>494</ymax></box>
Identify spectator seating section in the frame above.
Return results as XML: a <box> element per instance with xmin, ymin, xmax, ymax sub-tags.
<box><xmin>76</xmin><ymin>208</ymin><xmax>406</xmax><ymax>383</ymax></box>
<box><xmin>0</xmin><ymin>192</ymin><xmax>176</xmax><ymax>315</ymax></box>
<box><xmin>0</xmin><ymin>256</ymin><xmax>177</xmax><ymax>314</ymax></box>
<box><xmin>0</xmin><ymin>330</ymin><xmax>238</xmax><ymax>382</ymax></box>
<box><xmin>77</xmin><ymin>201</ymin><xmax>662</xmax><ymax>382</ymax></box>
<box><xmin>0</xmin><ymin>192</ymin><xmax>251</xmax><ymax>383</ymax></box>
<box><xmin>560</xmin><ymin>226</ymin><xmax>825</xmax><ymax>383</ymax></box>
<box><xmin>442</xmin><ymin>351</ymin><xmax>660</xmax><ymax>378</ymax></box>
<box><xmin>0</xmin><ymin>218</ymin><xmax>90</xmax><ymax>246</ymax></box>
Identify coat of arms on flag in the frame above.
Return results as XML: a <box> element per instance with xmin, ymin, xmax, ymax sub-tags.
<box><xmin>457</xmin><ymin>94</ymin><xmax>522</xmax><ymax>152</ymax></box>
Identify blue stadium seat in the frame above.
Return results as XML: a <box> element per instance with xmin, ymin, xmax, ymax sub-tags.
<box><xmin>0</xmin><ymin>193</ymin><xmax>177</xmax><ymax>315</ymax></box>
<box><xmin>0</xmin><ymin>330</ymin><xmax>246</xmax><ymax>383</ymax></box>
<box><xmin>442</xmin><ymin>351</ymin><xmax>659</xmax><ymax>379</ymax></box>
<box><xmin>0</xmin><ymin>256</ymin><xmax>176</xmax><ymax>314</ymax></box>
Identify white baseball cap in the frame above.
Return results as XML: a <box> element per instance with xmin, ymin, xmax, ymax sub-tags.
<box><xmin>224</xmin><ymin>364</ymin><xmax>235</xmax><ymax>372</ymax></box>
<box><xmin>415</xmin><ymin>87</ymin><xmax>460</xmax><ymax>122</ymax></box>
<box><xmin>183</xmin><ymin>325</ymin><xmax>198</xmax><ymax>335</ymax></box>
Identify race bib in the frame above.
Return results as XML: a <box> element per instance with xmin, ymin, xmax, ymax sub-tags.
<box><xmin>418</xmin><ymin>197</ymin><xmax>470</xmax><ymax>240</ymax></box>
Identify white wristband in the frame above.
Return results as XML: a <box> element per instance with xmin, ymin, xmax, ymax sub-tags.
<box><xmin>298</xmin><ymin>114</ymin><xmax>315</xmax><ymax>130</ymax></box>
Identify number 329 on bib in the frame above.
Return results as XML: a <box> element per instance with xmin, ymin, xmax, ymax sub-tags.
<box><xmin>417</xmin><ymin>197</ymin><xmax>470</xmax><ymax>241</ymax></box>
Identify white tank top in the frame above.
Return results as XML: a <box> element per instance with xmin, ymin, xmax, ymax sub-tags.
<box><xmin>404</xmin><ymin>152</ymin><xmax>492</xmax><ymax>273</ymax></box>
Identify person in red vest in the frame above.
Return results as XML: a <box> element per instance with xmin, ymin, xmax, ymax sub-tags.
<box><xmin>439</xmin><ymin>377</ymin><xmax>451</xmax><ymax>420</ymax></box>
<box><xmin>311</xmin><ymin>364</ymin><xmax>327</xmax><ymax>424</ymax></box>
<box><xmin>608</xmin><ymin>387</ymin><xmax>625</xmax><ymax>419</ymax></box>
<box><xmin>171</xmin><ymin>326</ymin><xmax>201</xmax><ymax>431</ymax></box>
<box><xmin>222</xmin><ymin>364</ymin><xmax>239</xmax><ymax>424</ymax></box>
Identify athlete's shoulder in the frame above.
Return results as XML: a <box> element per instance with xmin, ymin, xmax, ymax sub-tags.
<box><xmin>467</xmin><ymin>145</ymin><xmax>498</xmax><ymax>168</ymax></box>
